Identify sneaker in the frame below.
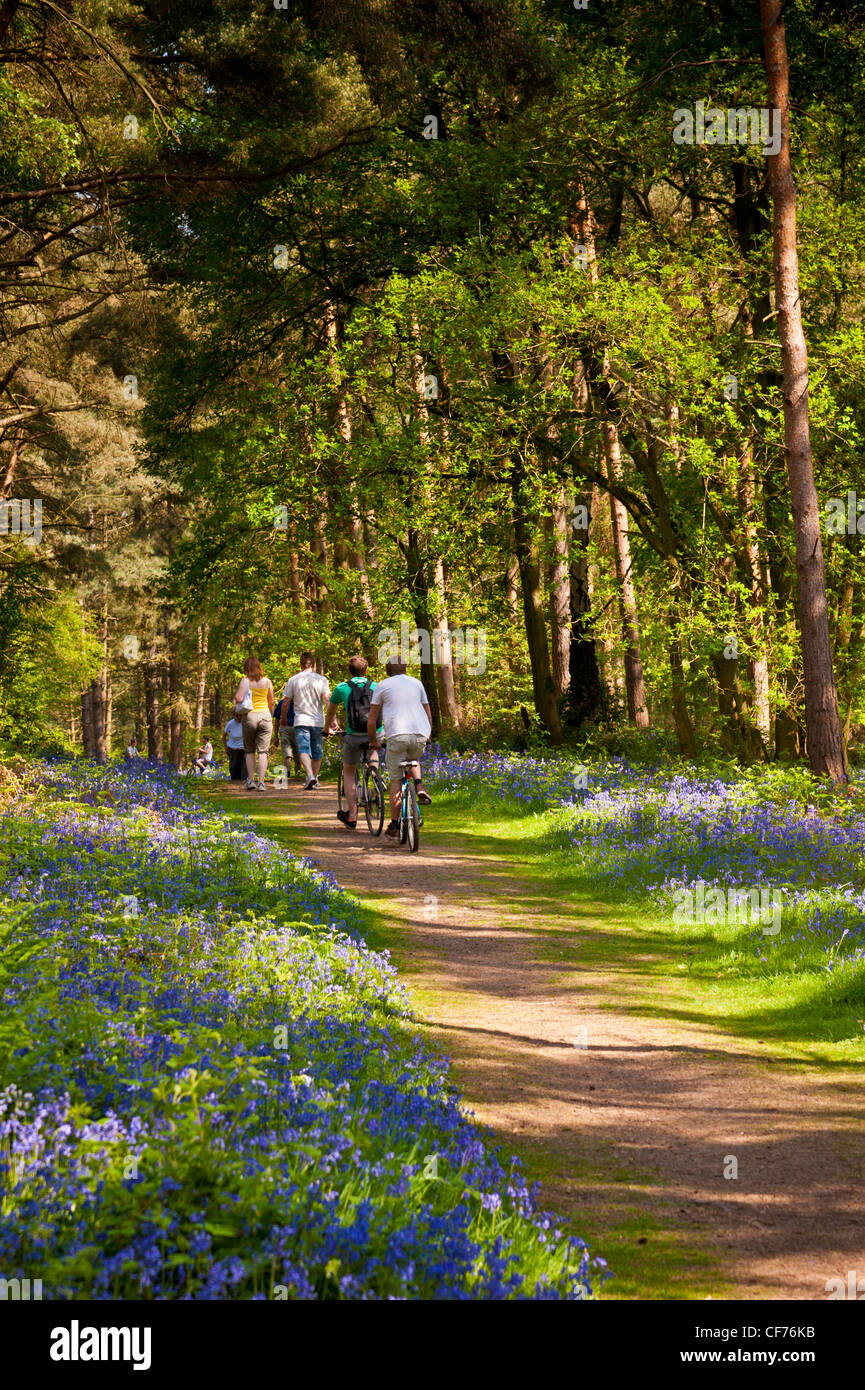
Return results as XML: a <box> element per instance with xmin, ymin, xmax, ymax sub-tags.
<box><xmin>416</xmin><ymin>785</ymin><xmax>432</xmax><ymax>805</ymax></box>
<box><xmin>337</xmin><ymin>809</ymin><xmax>357</xmax><ymax>830</ymax></box>
<box><xmin>385</xmin><ymin>820</ymin><xmax>400</xmax><ymax>839</ymax></box>
<box><xmin>304</xmin><ymin>778</ymin><xmax>317</xmax><ymax>791</ymax></box>
<box><xmin>245</xmin><ymin>778</ymin><xmax>255</xmax><ymax>791</ymax></box>
<box><xmin>257</xmin><ymin>781</ymin><xmax>269</xmax><ymax>791</ymax></box>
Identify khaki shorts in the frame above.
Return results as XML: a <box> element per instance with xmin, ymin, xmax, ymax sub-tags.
<box><xmin>243</xmin><ymin>708</ymin><xmax>272</xmax><ymax>754</ymax></box>
<box><xmin>279</xmin><ymin>726</ymin><xmax>298</xmax><ymax>760</ymax></box>
<box><xmin>385</xmin><ymin>733</ymin><xmax>427</xmax><ymax>782</ymax></box>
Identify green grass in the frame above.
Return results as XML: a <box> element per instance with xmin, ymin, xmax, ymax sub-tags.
<box><xmin>419</xmin><ymin>790</ymin><xmax>865</xmax><ymax>1069</ymax></box>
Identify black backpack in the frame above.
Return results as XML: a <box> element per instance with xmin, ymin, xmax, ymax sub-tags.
<box><xmin>347</xmin><ymin>679</ymin><xmax>374</xmax><ymax>733</ymax></box>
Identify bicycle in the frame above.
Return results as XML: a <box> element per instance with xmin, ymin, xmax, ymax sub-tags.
<box><xmin>335</xmin><ymin>734</ymin><xmax>387</xmax><ymax>836</ymax></box>
<box><xmin>396</xmin><ymin>756</ymin><xmax>423</xmax><ymax>852</ymax></box>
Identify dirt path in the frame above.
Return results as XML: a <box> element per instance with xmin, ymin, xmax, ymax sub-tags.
<box><xmin>226</xmin><ymin>781</ymin><xmax>865</xmax><ymax>1300</ymax></box>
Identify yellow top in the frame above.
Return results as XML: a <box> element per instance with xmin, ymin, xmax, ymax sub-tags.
<box><xmin>250</xmin><ymin>682</ymin><xmax>270</xmax><ymax>712</ymax></box>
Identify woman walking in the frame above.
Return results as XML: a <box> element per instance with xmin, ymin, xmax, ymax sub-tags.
<box><xmin>234</xmin><ymin>657</ymin><xmax>274</xmax><ymax>791</ymax></box>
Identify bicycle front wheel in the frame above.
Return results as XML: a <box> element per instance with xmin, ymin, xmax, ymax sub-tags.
<box><xmin>363</xmin><ymin>764</ymin><xmax>385</xmax><ymax>836</ymax></box>
<box><xmin>337</xmin><ymin>767</ymin><xmax>348</xmax><ymax>814</ymax></box>
<box><xmin>405</xmin><ymin>778</ymin><xmax>420</xmax><ymax>853</ymax></box>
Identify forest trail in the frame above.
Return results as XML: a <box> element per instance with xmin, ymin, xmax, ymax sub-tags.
<box><xmin>220</xmin><ymin>781</ymin><xmax>865</xmax><ymax>1301</ymax></box>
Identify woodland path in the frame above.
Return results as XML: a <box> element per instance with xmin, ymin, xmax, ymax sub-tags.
<box><xmin>218</xmin><ymin>780</ymin><xmax>865</xmax><ymax>1300</ymax></box>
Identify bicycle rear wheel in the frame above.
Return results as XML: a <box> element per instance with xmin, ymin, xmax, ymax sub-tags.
<box><xmin>405</xmin><ymin>778</ymin><xmax>420</xmax><ymax>853</ymax></box>
<box><xmin>363</xmin><ymin>764</ymin><xmax>385</xmax><ymax>836</ymax></box>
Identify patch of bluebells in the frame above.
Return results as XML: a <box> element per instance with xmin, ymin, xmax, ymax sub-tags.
<box><xmin>425</xmin><ymin>751</ymin><xmax>865</xmax><ymax>968</ymax></box>
<box><xmin>0</xmin><ymin>759</ymin><xmax>602</xmax><ymax>1300</ymax></box>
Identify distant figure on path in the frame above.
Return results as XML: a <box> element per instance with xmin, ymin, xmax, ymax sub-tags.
<box><xmin>222</xmin><ymin>710</ymin><xmax>246</xmax><ymax>781</ymax></box>
<box><xmin>234</xmin><ymin>656</ymin><xmax>275</xmax><ymax>791</ymax></box>
<box><xmin>283</xmin><ymin>652</ymin><xmax>330</xmax><ymax>790</ymax></box>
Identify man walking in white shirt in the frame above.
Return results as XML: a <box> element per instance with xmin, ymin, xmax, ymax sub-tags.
<box><xmin>367</xmin><ymin>658</ymin><xmax>433</xmax><ymax>839</ymax></box>
<box><xmin>283</xmin><ymin>652</ymin><xmax>331</xmax><ymax>790</ymax></box>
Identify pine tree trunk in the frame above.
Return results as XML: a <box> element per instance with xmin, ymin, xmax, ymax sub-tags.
<box><xmin>506</xmin><ymin>553</ymin><xmax>519</xmax><ymax>622</ymax></box>
<box><xmin>144</xmin><ymin>636</ymin><xmax>163</xmax><ymax>760</ymax></box>
<box><xmin>81</xmin><ymin>687</ymin><xmax>95</xmax><ymax>758</ymax></box>
<box><xmin>568</xmin><ymin>492</ymin><xmax>603</xmax><ymax>725</ymax></box>
<box><xmin>668</xmin><ymin>567</ymin><xmax>697</xmax><ymax>756</ymax></box>
<box><xmin>164</xmin><ymin>625</ymin><xmax>184</xmax><ymax>768</ymax></box>
<box><xmin>605</xmin><ymin>436</ymin><xmax>649</xmax><ymax>728</ymax></box>
<box><xmin>548</xmin><ymin>483</ymin><xmax>571</xmax><ymax>698</ymax></box>
<box><xmin>324</xmin><ymin>302</ymin><xmax>375</xmax><ymax>621</ymax></box>
<box><xmin>405</xmin><ymin>527</ymin><xmax>442</xmax><ymax>737</ymax></box>
<box><xmin>738</xmin><ymin>444</ymin><xmax>771</xmax><ymax>751</ymax></box>
<box><xmin>105</xmin><ymin>663</ymin><xmax>112</xmax><ymax>758</ymax></box>
<box><xmin>511</xmin><ymin>462</ymin><xmax>563</xmax><ymax>744</ymax></box>
<box><xmin>406</xmin><ymin>321</ymin><xmax>460</xmax><ymax>728</ymax></box>
<box><xmin>194</xmin><ymin>622</ymin><xmax>209</xmax><ymax>741</ymax></box>
<box><xmin>761</xmin><ymin>0</ymin><xmax>846</xmax><ymax>782</ymax></box>
<box><xmin>574</xmin><ymin>187</ymin><xmax>649</xmax><ymax>729</ymax></box>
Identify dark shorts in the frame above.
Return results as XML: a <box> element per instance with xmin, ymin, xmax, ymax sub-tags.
<box><xmin>342</xmin><ymin>733</ymin><xmax>377</xmax><ymax>767</ymax></box>
<box><xmin>294</xmin><ymin>726</ymin><xmax>324</xmax><ymax>761</ymax></box>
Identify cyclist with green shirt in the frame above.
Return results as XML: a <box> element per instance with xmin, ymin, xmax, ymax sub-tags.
<box><xmin>325</xmin><ymin>655</ymin><xmax>382</xmax><ymax>830</ymax></box>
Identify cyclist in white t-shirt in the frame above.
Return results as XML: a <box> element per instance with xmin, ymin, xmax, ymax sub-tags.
<box><xmin>368</xmin><ymin>658</ymin><xmax>432</xmax><ymax>838</ymax></box>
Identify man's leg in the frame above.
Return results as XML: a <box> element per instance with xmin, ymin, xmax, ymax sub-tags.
<box><xmin>309</xmin><ymin>727</ymin><xmax>324</xmax><ymax>781</ymax></box>
<box><xmin>295</xmin><ymin>728</ymin><xmax>315</xmax><ymax>785</ymax></box>
<box><xmin>385</xmin><ymin>736</ymin><xmax>408</xmax><ymax>832</ymax></box>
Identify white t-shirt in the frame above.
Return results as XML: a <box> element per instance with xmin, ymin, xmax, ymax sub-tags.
<box><xmin>284</xmin><ymin>670</ymin><xmax>331</xmax><ymax>727</ymax></box>
<box><xmin>224</xmin><ymin>719</ymin><xmax>245</xmax><ymax>750</ymax></box>
<box><xmin>201</xmin><ymin>741</ymin><xmax>213</xmax><ymax>760</ymax></box>
<box><xmin>370</xmin><ymin>674</ymin><xmax>431</xmax><ymax>739</ymax></box>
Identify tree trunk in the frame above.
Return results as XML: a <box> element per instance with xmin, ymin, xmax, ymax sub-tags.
<box><xmin>605</xmin><ymin>437</ymin><xmax>649</xmax><ymax>728</ymax></box>
<box><xmin>574</xmin><ymin>187</ymin><xmax>649</xmax><ymax>729</ymax></box>
<box><xmin>511</xmin><ymin>462</ymin><xmax>563</xmax><ymax>744</ymax></box>
<box><xmin>144</xmin><ymin>635</ymin><xmax>163</xmax><ymax>760</ymax></box>
<box><xmin>89</xmin><ymin>674</ymin><xmax>107</xmax><ymax>764</ymax></box>
<box><xmin>432</xmin><ymin>556</ymin><xmax>461</xmax><ymax>729</ymax></box>
<box><xmin>506</xmin><ymin>552</ymin><xmax>519</xmax><ymax>622</ymax></box>
<box><xmin>567</xmin><ymin>491</ymin><xmax>603</xmax><ymax>725</ymax></box>
<box><xmin>547</xmin><ymin>483</ymin><xmax>571</xmax><ymax>698</ymax></box>
<box><xmin>80</xmin><ymin>687</ymin><xmax>95</xmax><ymax>758</ymax></box>
<box><xmin>324</xmin><ymin>301</ymin><xmax>375</xmax><ymax>622</ymax></box>
<box><xmin>404</xmin><ymin>527</ymin><xmax>442</xmax><ymax>737</ymax></box>
<box><xmin>738</xmin><ymin>444</ymin><xmax>771</xmax><ymax>751</ymax></box>
<box><xmin>105</xmin><ymin>663</ymin><xmax>112</xmax><ymax>758</ymax></box>
<box><xmin>164</xmin><ymin>624</ymin><xmax>184</xmax><ymax>768</ymax></box>
<box><xmin>194</xmin><ymin>622</ymin><xmax>209</xmax><ymax>741</ymax></box>
<box><xmin>407</xmin><ymin>319</ymin><xmax>459</xmax><ymax>728</ymax></box>
<box><xmin>761</xmin><ymin>0</ymin><xmax>846</xmax><ymax>782</ymax></box>
<box><xmin>668</xmin><ymin>566</ymin><xmax>697</xmax><ymax>756</ymax></box>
